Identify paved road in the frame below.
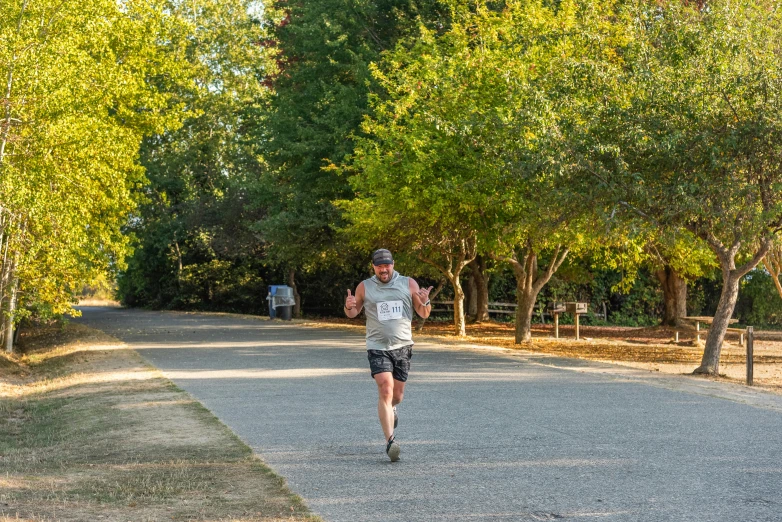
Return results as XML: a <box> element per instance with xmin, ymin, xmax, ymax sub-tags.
<box><xmin>76</xmin><ymin>307</ymin><xmax>782</xmax><ymax>522</ymax></box>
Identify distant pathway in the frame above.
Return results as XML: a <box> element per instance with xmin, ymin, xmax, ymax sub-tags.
<box><xmin>77</xmin><ymin>307</ymin><xmax>782</xmax><ymax>522</ymax></box>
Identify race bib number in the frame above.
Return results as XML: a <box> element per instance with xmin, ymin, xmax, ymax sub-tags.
<box><xmin>377</xmin><ymin>300</ymin><xmax>403</xmax><ymax>322</ymax></box>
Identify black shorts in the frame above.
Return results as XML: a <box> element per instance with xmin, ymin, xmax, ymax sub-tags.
<box><xmin>367</xmin><ymin>345</ymin><xmax>413</xmax><ymax>382</ymax></box>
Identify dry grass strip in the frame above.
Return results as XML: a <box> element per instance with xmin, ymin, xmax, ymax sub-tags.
<box><xmin>0</xmin><ymin>323</ymin><xmax>320</xmax><ymax>522</ymax></box>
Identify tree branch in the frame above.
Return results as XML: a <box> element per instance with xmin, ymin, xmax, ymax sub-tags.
<box><xmin>734</xmin><ymin>236</ymin><xmax>773</xmax><ymax>280</ymax></box>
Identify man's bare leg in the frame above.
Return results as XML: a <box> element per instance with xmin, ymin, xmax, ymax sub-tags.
<box><xmin>374</xmin><ymin>372</ymin><xmax>396</xmax><ymax>441</ymax></box>
<box><xmin>392</xmin><ymin>378</ymin><xmax>406</xmax><ymax>408</ymax></box>
<box><xmin>374</xmin><ymin>372</ymin><xmax>405</xmax><ymax>461</ymax></box>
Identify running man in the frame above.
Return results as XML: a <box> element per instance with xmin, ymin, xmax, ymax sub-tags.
<box><xmin>344</xmin><ymin>249</ymin><xmax>432</xmax><ymax>462</ymax></box>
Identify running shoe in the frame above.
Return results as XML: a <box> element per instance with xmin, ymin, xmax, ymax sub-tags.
<box><xmin>386</xmin><ymin>436</ymin><xmax>401</xmax><ymax>462</ymax></box>
<box><xmin>393</xmin><ymin>405</ymin><xmax>398</xmax><ymax>429</ymax></box>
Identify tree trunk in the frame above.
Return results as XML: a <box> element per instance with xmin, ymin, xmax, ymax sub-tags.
<box><xmin>693</xmin><ymin>234</ymin><xmax>772</xmax><ymax>375</ymax></box>
<box><xmin>0</xmin><ymin>220</ymin><xmax>9</xmax><ymax>321</ymax></box>
<box><xmin>465</xmin><ymin>271</ymin><xmax>477</xmax><ymax>320</ymax></box>
<box><xmin>494</xmin><ymin>243</ymin><xmax>569</xmax><ymax>344</ymax></box>
<box><xmin>0</xmin><ymin>229</ymin><xmax>15</xmax><ymax>348</ymax></box>
<box><xmin>515</xmin><ymin>278</ymin><xmax>538</xmax><ymax>343</ymax></box>
<box><xmin>471</xmin><ymin>255</ymin><xmax>490</xmax><ymax>322</ymax></box>
<box><xmin>174</xmin><ymin>240</ymin><xmax>183</xmax><ymax>281</ymax></box>
<box><xmin>693</xmin><ymin>271</ymin><xmax>740</xmax><ymax>375</ymax></box>
<box><xmin>452</xmin><ymin>276</ymin><xmax>466</xmax><ymax>336</ymax></box>
<box><xmin>655</xmin><ymin>266</ymin><xmax>687</xmax><ymax>326</ymax></box>
<box><xmin>288</xmin><ymin>268</ymin><xmax>301</xmax><ymax>318</ymax></box>
<box><xmin>417</xmin><ymin>236</ymin><xmax>477</xmax><ymax>337</ymax></box>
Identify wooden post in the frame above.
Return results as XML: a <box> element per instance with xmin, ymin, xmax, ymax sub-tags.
<box><xmin>746</xmin><ymin>326</ymin><xmax>754</xmax><ymax>386</ymax></box>
<box><xmin>554</xmin><ymin>313</ymin><xmax>559</xmax><ymax>339</ymax></box>
<box><xmin>575</xmin><ymin>313</ymin><xmax>580</xmax><ymax>341</ymax></box>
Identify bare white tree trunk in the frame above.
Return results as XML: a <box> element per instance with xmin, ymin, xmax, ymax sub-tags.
<box><xmin>4</xmin><ymin>272</ymin><xmax>18</xmax><ymax>354</ymax></box>
<box><xmin>0</xmin><ymin>211</ymin><xmax>8</xmax><ymax>320</ymax></box>
<box><xmin>0</xmin><ymin>214</ymin><xmax>13</xmax><ymax>343</ymax></box>
<box><xmin>0</xmin><ymin>2</ymin><xmax>29</xmax><ymax>353</ymax></box>
<box><xmin>0</xmin><ymin>0</ymin><xmax>28</xmax><ymax>168</ymax></box>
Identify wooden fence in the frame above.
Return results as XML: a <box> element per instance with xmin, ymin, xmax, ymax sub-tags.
<box><xmin>431</xmin><ymin>300</ymin><xmax>609</xmax><ymax>322</ymax></box>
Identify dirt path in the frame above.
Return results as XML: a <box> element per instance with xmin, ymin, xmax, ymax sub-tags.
<box><xmin>313</xmin><ymin>318</ymin><xmax>782</xmax><ymax>395</ymax></box>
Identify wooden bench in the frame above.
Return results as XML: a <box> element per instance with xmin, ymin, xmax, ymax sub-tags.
<box><xmin>681</xmin><ymin>316</ymin><xmax>738</xmax><ymax>330</ymax></box>
<box><xmin>432</xmin><ymin>301</ymin><xmax>585</xmax><ymax>320</ymax></box>
<box><xmin>681</xmin><ymin>316</ymin><xmax>745</xmax><ymax>345</ymax></box>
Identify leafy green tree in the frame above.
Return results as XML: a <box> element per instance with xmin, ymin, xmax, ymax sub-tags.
<box><xmin>1</xmin><ymin>0</ymin><xmax>195</xmax><ymax>352</ymax></box>
<box><xmin>475</xmin><ymin>0</ymin><xmax>632</xmax><ymax>343</ymax></box>
<box><xmin>584</xmin><ymin>0</ymin><xmax>782</xmax><ymax>374</ymax></box>
<box><xmin>735</xmin><ymin>268</ymin><xmax>782</xmax><ymax>327</ymax></box>
<box><xmin>347</xmin><ymin>0</ymin><xmax>624</xmax><ymax>339</ymax></box>
<box><xmin>646</xmin><ymin>232</ymin><xmax>715</xmax><ymax>326</ymax></box>
<box><xmin>344</xmin><ymin>7</ymin><xmax>504</xmax><ymax>335</ymax></box>
<box><xmin>118</xmin><ymin>0</ymin><xmax>270</xmax><ymax>312</ymax></box>
<box><xmin>255</xmin><ymin>0</ymin><xmax>449</xmax><ymax>313</ymax></box>
<box><xmin>590</xmin><ymin>223</ymin><xmax>716</xmax><ymax>326</ymax></box>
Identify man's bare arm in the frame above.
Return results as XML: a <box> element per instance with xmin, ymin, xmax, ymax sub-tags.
<box><xmin>344</xmin><ymin>282</ymin><xmax>365</xmax><ymax>318</ymax></box>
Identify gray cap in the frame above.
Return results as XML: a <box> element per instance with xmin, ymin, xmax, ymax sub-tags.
<box><xmin>372</xmin><ymin>249</ymin><xmax>394</xmax><ymax>266</ymax></box>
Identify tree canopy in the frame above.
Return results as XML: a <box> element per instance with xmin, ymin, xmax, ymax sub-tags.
<box><xmin>583</xmin><ymin>0</ymin><xmax>782</xmax><ymax>373</ymax></box>
<box><xmin>343</xmin><ymin>0</ymin><xmax>625</xmax><ymax>338</ymax></box>
<box><xmin>7</xmin><ymin>0</ymin><xmax>782</xmax><ymax>375</ymax></box>
<box><xmin>118</xmin><ymin>0</ymin><xmax>271</xmax><ymax>312</ymax></box>
<box><xmin>1</xmin><ymin>0</ymin><xmax>196</xmax><ymax>351</ymax></box>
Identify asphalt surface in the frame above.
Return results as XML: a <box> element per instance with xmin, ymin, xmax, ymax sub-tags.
<box><xmin>76</xmin><ymin>307</ymin><xmax>782</xmax><ymax>522</ymax></box>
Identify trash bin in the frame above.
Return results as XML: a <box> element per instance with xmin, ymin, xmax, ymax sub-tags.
<box><xmin>266</xmin><ymin>285</ymin><xmax>280</xmax><ymax>319</ymax></box>
<box><xmin>266</xmin><ymin>285</ymin><xmax>295</xmax><ymax>320</ymax></box>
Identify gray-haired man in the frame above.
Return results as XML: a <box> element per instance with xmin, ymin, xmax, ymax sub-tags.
<box><xmin>344</xmin><ymin>249</ymin><xmax>432</xmax><ymax>461</ymax></box>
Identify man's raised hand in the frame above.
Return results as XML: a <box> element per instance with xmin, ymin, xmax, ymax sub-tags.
<box><xmin>417</xmin><ymin>286</ymin><xmax>434</xmax><ymax>304</ymax></box>
<box><xmin>345</xmin><ymin>289</ymin><xmax>356</xmax><ymax>310</ymax></box>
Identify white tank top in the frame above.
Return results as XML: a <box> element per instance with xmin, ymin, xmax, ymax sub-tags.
<box><xmin>363</xmin><ymin>271</ymin><xmax>414</xmax><ymax>351</ymax></box>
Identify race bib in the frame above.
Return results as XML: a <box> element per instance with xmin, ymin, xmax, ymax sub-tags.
<box><xmin>377</xmin><ymin>300</ymin><xmax>403</xmax><ymax>322</ymax></box>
